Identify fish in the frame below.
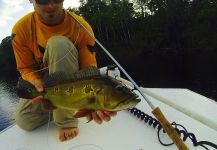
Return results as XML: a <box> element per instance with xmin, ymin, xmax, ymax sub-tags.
<box><xmin>16</xmin><ymin>67</ymin><xmax>141</xmax><ymax>117</ymax></box>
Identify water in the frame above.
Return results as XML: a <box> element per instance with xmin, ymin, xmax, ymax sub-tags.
<box><xmin>0</xmin><ymin>81</ymin><xmax>18</xmax><ymax>131</ymax></box>
<box><xmin>0</xmin><ymin>79</ymin><xmax>216</xmax><ymax>133</ymax></box>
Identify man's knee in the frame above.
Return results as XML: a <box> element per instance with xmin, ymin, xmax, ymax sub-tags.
<box><xmin>15</xmin><ymin>112</ymin><xmax>35</xmax><ymax>131</ymax></box>
<box><xmin>44</xmin><ymin>35</ymin><xmax>79</xmax><ymax>74</ymax></box>
<box><xmin>45</xmin><ymin>35</ymin><xmax>78</xmax><ymax>62</ymax></box>
<box><xmin>15</xmin><ymin>110</ymin><xmax>49</xmax><ymax>131</ymax></box>
<box><xmin>46</xmin><ymin>36</ymin><xmax>76</xmax><ymax>52</ymax></box>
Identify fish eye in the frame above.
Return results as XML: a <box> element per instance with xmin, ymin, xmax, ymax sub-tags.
<box><xmin>27</xmin><ymin>88</ymin><xmax>32</xmax><ymax>93</ymax></box>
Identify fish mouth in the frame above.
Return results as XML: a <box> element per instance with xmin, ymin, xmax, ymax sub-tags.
<box><xmin>115</xmin><ymin>94</ymin><xmax>140</xmax><ymax>110</ymax></box>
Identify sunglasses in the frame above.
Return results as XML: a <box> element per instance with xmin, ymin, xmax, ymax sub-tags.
<box><xmin>35</xmin><ymin>0</ymin><xmax>64</xmax><ymax>5</ymax></box>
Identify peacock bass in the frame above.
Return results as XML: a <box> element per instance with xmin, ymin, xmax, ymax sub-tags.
<box><xmin>16</xmin><ymin>67</ymin><xmax>140</xmax><ymax>117</ymax></box>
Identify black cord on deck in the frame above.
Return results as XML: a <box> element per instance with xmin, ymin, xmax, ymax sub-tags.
<box><xmin>128</xmin><ymin>108</ymin><xmax>217</xmax><ymax>149</ymax></box>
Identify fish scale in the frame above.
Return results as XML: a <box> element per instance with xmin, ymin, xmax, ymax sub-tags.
<box><xmin>16</xmin><ymin>67</ymin><xmax>141</xmax><ymax>117</ymax></box>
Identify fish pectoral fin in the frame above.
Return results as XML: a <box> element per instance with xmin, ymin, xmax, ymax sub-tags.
<box><xmin>43</xmin><ymin>100</ymin><xmax>57</xmax><ymax>110</ymax></box>
<box><xmin>74</xmin><ymin>109</ymin><xmax>95</xmax><ymax>118</ymax></box>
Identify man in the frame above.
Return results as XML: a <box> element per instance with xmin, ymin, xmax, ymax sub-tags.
<box><xmin>12</xmin><ymin>0</ymin><xmax>116</xmax><ymax>142</ymax></box>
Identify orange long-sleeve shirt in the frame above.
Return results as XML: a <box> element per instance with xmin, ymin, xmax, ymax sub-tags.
<box><xmin>12</xmin><ymin>10</ymin><xmax>97</xmax><ymax>83</ymax></box>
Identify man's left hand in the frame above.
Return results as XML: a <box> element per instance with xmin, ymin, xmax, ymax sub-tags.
<box><xmin>86</xmin><ymin>111</ymin><xmax>117</xmax><ymax>124</ymax></box>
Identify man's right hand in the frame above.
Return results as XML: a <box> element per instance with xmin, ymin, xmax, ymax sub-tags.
<box><xmin>31</xmin><ymin>78</ymin><xmax>57</xmax><ymax>110</ymax></box>
<box><xmin>31</xmin><ymin>78</ymin><xmax>44</xmax><ymax>105</ymax></box>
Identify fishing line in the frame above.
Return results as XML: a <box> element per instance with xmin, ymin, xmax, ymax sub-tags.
<box><xmin>13</xmin><ymin>34</ymin><xmax>84</xmax><ymax>149</ymax></box>
<box><xmin>69</xmin><ymin>12</ymin><xmax>190</xmax><ymax>149</ymax></box>
<box><xmin>51</xmin><ymin>26</ymin><xmax>81</xmax><ymax>70</ymax></box>
<box><xmin>66</xmin><ymin>144</ymin><xmax>104</xmax><ymax>150</ymax></box>
<box><xmin>22</xmin><ymin>19</ymin><xmax>81</xmax><ymax>79</ymax></box>
<box><xmin>70</xmin><ymin>12</ymin><xmax>155</xmax><ymax>109</ymax></box>
<box><xmin>11</xmin><ymin>10</ymin><xmax>185</xmax><ymax>149</ymax></box>
<box><xmin>45</xmin><ymin>111</ymin><xmax>104</xmax><ymax>150</ymax></box>
<box><xmin>13</xmin><ymin>12</ymin><xmax>102</xmax><ymax>150</ymax></box>
<box><xmin>13</xmin><ymin>111</ymin><xmax>53</xmax><ymax>150</ymax></box>
<box><xmin>46</xmin><ymin>111</ymin><xmax>53</xmax><ymax>150</ymax></box>
<box><xmin>15</xmin><ymin>117</ymin><xmax>103</xmax><ymax>150</ymax></box>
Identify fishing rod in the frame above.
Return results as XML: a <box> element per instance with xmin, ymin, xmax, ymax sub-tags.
<box><xmin>68</xmin><ymin>11</ymin><xmax>189</xmax><ymax>150</ymax></box>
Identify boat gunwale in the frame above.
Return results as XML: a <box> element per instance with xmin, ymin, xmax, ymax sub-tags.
<box><xmin>0</xmin><ymin>123</ymin><xmax>15</xmax><ymax>134</ymax></box>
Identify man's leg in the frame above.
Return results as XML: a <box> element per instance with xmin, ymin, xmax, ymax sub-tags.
<box><xmin>15</xmin><ymin>98</ymin><xmax>50</xmax><ymax>131</ymax></box>
<box><xmin>43</xmin><ymin>36</ymin><xmax>79</xmax><ymax>141</ymax></box>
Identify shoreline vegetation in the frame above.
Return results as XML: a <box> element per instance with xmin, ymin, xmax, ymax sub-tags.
<box><xmin>0</xmin><ymin>0</ymin><xmax>217</xmax><ymax>101</ymax></box>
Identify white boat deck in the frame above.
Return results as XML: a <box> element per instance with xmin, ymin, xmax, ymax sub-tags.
<box><xmin>1</xmin><ymin>88</ymin><xmax>217</xmax><ymax>150</ymax></box>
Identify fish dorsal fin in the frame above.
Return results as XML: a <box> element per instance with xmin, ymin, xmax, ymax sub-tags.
<box><xmin>44</xmin><ymin>67</ymin><xmax>101</xmax><ymax>87</ymax></box>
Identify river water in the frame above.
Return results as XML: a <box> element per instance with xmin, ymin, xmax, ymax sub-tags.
<box><xmin>0</xmin><ymin>81</ymin><xmax>18</xmax><ymax>131</ymax></box>
<box><xmin>0</xmin><ymin>79</ymin><xmax>216</xmax><ymax>133</ymax></box>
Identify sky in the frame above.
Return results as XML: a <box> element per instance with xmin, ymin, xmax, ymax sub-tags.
<box><xmin>0</xmin><ymin>0</ymin><xmax>80</xmax><ymax>42</ymax></box>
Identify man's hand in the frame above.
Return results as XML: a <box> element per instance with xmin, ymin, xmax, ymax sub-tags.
<box><xmin>86</xmin><ymin>110</ymin><xmax>117</xmax><ymax>124</ymax></box>
<box><xmin>31</xmin><ymin>78</ymin><xmax>44</xmax><ymax>104</ymax></box>
<box><xmin>31</xmin><ymin>78</ymin><xmax>56</xmax><ymax>109</ymax></box>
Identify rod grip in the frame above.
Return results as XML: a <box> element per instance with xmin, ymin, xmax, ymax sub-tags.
<box><xmin>152</xmin><ymin>107</ymin><xmax>189</xmax><ymax>150</ymax></box>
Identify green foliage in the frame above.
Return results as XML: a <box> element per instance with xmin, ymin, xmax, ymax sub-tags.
<box><xmin>1</xmin><ymin>0</ymin><xmax>216</xmax><ymax>98</ymax></box>
<box><xmin>78</xmin><ymin>0</ymin><xmax>135</xmax><ymax>42</ymax></box>
<box><xmin>70</xmin><ymin>0</ymin><xmax>217</xmax><ymax>98</ymax></box>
